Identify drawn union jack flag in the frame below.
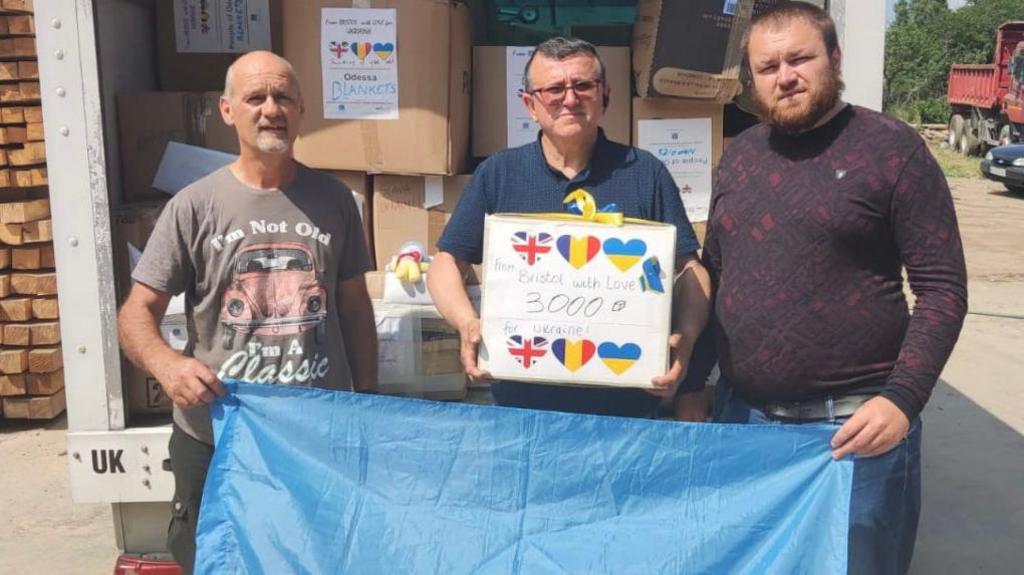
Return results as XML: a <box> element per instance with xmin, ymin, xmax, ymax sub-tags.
<box><xmin>511</xmin><ymin>232</ymin><xmax>552</xmax><ymax>265</ymax></box>
<box><xmin>507</xmin><ymin>335</ymin><xmax>548</xmax><ymax>369</ymax></box>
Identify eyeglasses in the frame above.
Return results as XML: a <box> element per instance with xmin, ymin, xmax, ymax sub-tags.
<box><xmin>528</xmin><ymin>79</ymin><xmax>602</xmax><ymax>105</ymax></box>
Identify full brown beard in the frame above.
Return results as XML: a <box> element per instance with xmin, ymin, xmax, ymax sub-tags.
<box><xmin>757</xmin><ymin>64</ymin><xmax>844</xmax><ymax>134</ymax></box>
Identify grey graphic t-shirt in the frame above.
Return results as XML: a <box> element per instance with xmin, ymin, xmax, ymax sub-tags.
<box><xmin>132</xmin><ymin>165</ymin><xmax>372</xmax><ymax>444</ymax></box>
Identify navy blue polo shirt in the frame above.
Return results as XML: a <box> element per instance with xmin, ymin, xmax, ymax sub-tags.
<box><xmin>437</xmin><ymin>130</ymin><xmax>700</xmax><ymax>418</ymax></box>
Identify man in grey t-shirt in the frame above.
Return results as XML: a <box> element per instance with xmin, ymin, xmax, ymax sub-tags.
<box><xmin>117</xmin><ymin>51</ymin><xmax>377</xmax><ymax>573</ymax></box>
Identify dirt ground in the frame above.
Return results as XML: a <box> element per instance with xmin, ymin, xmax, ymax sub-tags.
<box><xmin>0</xmin><ymin>177</ymin><xmax>1021</xmax><ymax>573</ymax></box>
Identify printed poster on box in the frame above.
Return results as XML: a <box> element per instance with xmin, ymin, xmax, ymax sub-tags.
<box><xmin>479</xmin><ymin>214</ymin><xmax>675</xmax><ymax>388</ymax></box>
<box><xmin>320</xmin><ymin>8</ymin><xmax>398</xmax><ymax>120</ymax></box>
<box><xmin>637</xmin><ymin>118</ymin><xmax>713</xmax><ymax>222</ymax></box>
<box><xmin>173</xmin><ymin>0</ymin><xmax>274</xmax><ymax>53</ymax></box>
<box><xmin>505</xmin><ymin>47</ymin><xmax>534</xmax><ymax>148</ymax></box>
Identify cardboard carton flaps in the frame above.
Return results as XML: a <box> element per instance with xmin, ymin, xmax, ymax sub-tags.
<box><xmin>286</xmin><ymin>1</ymin><xmax>471</xmax><ymax>175</ymax></box>
<box><xmin>371</xmin><ymin>174</ymin><xmax>474</xmax><ymax>272</ymax></box>
<box><xmin>116</xmin><ymin>91</ymin><xmax>239</xmax><ymax>202</ymax></box>
<box><xmin>633</xmin><ymin>0</ymin><xmax>756</xmax><ymax>101</ymax></box>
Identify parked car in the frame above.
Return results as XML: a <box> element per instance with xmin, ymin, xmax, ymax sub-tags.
<box><xmin>981</xmin><ymin>143</ymin><xmax>1024</xmax><ymax>193</ymax></box>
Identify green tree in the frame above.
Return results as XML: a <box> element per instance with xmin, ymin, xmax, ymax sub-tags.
<box><xmin>885</xmin><ymin>0</ymin><xmax>1024</xmax><ymax>124</ymax></box>
<box><xmin>884</xmin><ymin>0</ymin><xmax>951</xmax><ymax>123</ymax></box>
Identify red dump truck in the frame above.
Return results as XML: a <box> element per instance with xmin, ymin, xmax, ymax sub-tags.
<box><xmin>947</xmin><ymin>21</ymin><xmax>1024</xmax><ymax>155</ymax></box>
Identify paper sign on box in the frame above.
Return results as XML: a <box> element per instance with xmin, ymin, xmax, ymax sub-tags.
<box><xmin>173</xmin><ymin>0</ymin><xmax>274</xmax><ymax>54</ymax></box>
<box><xmin>478</xmin><ymin>214</ymin><xmax>675</xmax><ymax>388</ymax></box>
<box><xmin>320</xmin><ymin>8</ymin><xmax>399</xmax><ymax>120</ymax></box>
<box><xmin>637</xmin><ymin>118</ymin><xmax>713</xmax><ymax>223</ymax></box>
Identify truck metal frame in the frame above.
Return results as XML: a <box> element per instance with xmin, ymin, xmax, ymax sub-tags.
<box><xmin>36</xmin><ymin>0</ymin><xmax>885</xmax><ymax>567</ymax></box>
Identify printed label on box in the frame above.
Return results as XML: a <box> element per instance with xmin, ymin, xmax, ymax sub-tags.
<box><xmin>637</xmin><ymin>118</ymin><xmax>713</xmax><ymax>222</ymax></box>
<box><xmin>479</xmin><ymin>215</ymin><xmax>675</xmax><ymax>388</ymax></box>
<box><xmin>376</xmin><ymin>313</ymin><xmax>416</xmax><ymax>380</ymax></box>
<box><xmin>321</xmin><ymin>8</ymin><xmax>399</xmax><ymax>120</ymax></box>
<box><xmin>506</xmin><ymin>47</ymin><xmax>535</xmax><ymax>148</ymax></box>
<box><xmin>173</xmin><ymin>0</ymin><xmax>273</xmax><ymax>54</ymax></box>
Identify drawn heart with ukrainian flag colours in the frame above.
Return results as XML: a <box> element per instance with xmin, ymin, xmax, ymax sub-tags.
<box><xmin>556</xmin><ymin>235</ymin><xmax>600</xmax><ymax>269</ymax></box>
<box><xmin>603</xmin><ymin>238</ymin><xmax>647</xmax><ymax>272</ymax></box>
<box><xmin>373</xmin><ymin>42</ymin><xmax>394</xmax><ymax>60</ymax></box>
<box><xmin>552</xmin><ymin>339</ymin><xmax>596</xmax><ymax>372</ymax></box>
<box><xmin>353</xmin><ymin>42</ymin><xmax>373</xmax><ymax>61</ymax></box>
<box><xmin>598</xmin><ymin>342</ymin><xmax>642</xmax><ymax>375</ymax></box>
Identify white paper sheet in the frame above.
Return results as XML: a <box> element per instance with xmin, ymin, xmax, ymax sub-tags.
<box><xmin>478</xmin><ymin>215</ymin><xmax>675</xmax><ymax>387</ymax></box>
<box><xmin>152</xmin><ymin>141</ymin><xmax>237</xmax><ymax>196</ymax></box>
<box><xmin>423</xmin><ymin>176</ymin><xmax>444</xmax><ymax>209</ymax></box>
<box><xmin>172</xmin><ymin>0</ymin><xmax>273</xmax><ymax>53</ymax></box>
<box><xmin>637</xmin><ymin>118</ymin><xmax>713</xmax><ymax>222</ymax></box>
<box><xmin>376</xmin><ymin>313</ymin><xmax>416</xmax><ymax>380</ymax></box>
<box><xmin>320</xmin><ymin>8</ymin><xmax>399</xmax><ymax>120</ymax></box>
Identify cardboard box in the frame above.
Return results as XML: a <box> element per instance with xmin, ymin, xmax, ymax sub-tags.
<box><xmin>111</xmin><ymin>201</ymin><xmax>168</xmax><ymax>301</ymax></box>
<box><xmin>323</xmin><ymin>171</ymin><xmax>373</xmax><ymax>267</ymax></box>
<box><xmin>478</xmin><ymin>213</ymin><xmax>676</xmax><ymax>388</ymax></box>
<box><xmin>633</xmin><ymin>0</ymin><xmax>754</xmax><ymax>101</ymax></box>
<box><xmin>472</xmin><ymin>46</ymin><xmax>632</xmax><ymax>157</ymax></box>
<box><xmin>373</xmin><ymin>301</ymin><xmax>466</xmax><ymax>400</ymax></box>
<box><xmin>124</xmin><ymin>312</ymin><xmax>186</xmax><ymax>416</ymax></box>
<box><xmin>285</xmin><ymin>1</ymin><xmax>471</xmax><ymax>175</ymax></box>
<box><xmin>125</xmin><ymin>360</ymin><xmax>173</xmax><ymax>415</ymax></box>
<box><xmin>117</xmin><ymin>92</ymin><xmax>238</xmax><ymax>202</ymax></box>
<box><xmin>633</xmin><ymin>98</ymin><xmax>724</xmax><ymax>223</ymax></box>
<box><xmin>155</xmin><ymin>0</ymin><xmax>284</xmax><ymax>92</ymax></box>
<box><xmin>371</xmin><ymin>174</ymin><xmax>472</xmax><ymax>271</ymax></box>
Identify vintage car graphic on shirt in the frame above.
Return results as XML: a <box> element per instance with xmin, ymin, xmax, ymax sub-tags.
<box><xmin>220</xmin><ymin>242</ymin><xmax>327</xmax><ymax>349</ymax></box>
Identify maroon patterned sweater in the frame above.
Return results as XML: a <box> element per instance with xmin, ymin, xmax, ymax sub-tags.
<box><xmin>699</xmin><ymin>105</ymin><xmax>967</xmax><ymax>420</ymax></box>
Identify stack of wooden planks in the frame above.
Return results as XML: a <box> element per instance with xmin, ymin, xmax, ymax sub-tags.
<box><xmin>0</xmin><ymin>2</ymin><xmax>64</xmax><ymax>421</ymax></box>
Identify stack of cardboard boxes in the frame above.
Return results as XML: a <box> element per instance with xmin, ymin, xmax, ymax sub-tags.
<box><xmin>113</xmin><ymin>0</ymin><xmax>772</xmax><ymax>411</ymax></box>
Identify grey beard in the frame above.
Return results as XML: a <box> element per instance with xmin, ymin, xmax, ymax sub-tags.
<box><xmin>256</xmin><ymin>133</ymin><xmax>289</xmax><ymax>154</ymax></box>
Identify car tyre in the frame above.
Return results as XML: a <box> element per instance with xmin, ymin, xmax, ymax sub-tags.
<box><xmin>948</xmin><ymin>114</ymin><xmax>965</xmax><ymax>148</ymax></box>
<box><xmin>1005</xmin><ymin>184</ymin><xmax>1024</xmax><ymax>195</ymax></box>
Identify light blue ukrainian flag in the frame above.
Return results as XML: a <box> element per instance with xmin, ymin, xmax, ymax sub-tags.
<box><xmin>195</xmin><ymin>381</ymin><xmax>852</xmax><ymax>574</ymax></box>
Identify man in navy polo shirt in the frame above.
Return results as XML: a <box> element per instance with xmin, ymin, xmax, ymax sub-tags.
<box><xmin>428</xmin><ymin>37</ymin><xmax>711</xmax><ymax>420</ymax></box>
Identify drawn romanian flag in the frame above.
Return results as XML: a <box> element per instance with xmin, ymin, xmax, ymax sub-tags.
<box><xmin>552</xmin><ymin>339</ymin><xmax>596</xmax><ymax>372</ymax></box>
<box><xmin>556</xmin><ymin>235</ymin><xmax>600</xmax><ymax>270</ymax></box>
<box><xmin>353</xmin><ymin>41</ymin><xmax>372</xmax><ymax>61</ymax></box>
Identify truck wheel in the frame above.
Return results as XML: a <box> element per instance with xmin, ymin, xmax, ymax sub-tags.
<box><xmin>1006</xmin><ymin>184</ymin><xmax>1024</xmax><ymax>195</ymax></box>
<box><xmin>948</xmin><ymin>114</ymin><xmax>965</xmax><ymax>148</ymax></box>
<box><xmin>959</xmin><ymin>123</ymin><xmax>981</xmax><ymax>156</ymax></box>
<box><xmin>999</xmin><ymin>124</ymin><xmax>1012</xmax><ymax>147</ymax></box>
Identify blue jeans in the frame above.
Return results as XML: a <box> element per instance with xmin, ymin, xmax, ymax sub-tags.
<box><xmin>714</xmin><ymin>384</ymin><xmax>922</xmax><ymax>575</ymax></box>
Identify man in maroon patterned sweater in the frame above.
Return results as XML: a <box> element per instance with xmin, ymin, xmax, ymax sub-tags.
<box><xmin>681</xmin><ymin>3</ymin><xmax>968</xmax><ymax>573</ymax></box>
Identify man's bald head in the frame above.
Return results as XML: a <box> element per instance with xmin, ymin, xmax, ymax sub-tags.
<box><xmin>218</xmin><ymin>50</ymin><xmax>304</xmax><ymax>157</ymax></box>
<box><xmin>223</xmin><ymin>51</ymin><xmax>302</xmax><ymax>101</ymax></box>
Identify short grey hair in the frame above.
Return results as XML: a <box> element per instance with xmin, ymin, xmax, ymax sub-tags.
<box><xmin>522</xmin><ymin>37</ymin><xmax>607</xmax><ymax>92</ymax></box>
<box><xmin>222</xmin><ymin>51</ymin><xmax>302</xmax><ymax>100</ymax></box>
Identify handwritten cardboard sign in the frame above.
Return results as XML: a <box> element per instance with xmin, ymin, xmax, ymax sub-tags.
<box><xmin>479</xmin><ymin>214</ymin><xmax>675</xmax><ymax>388</ymax></box>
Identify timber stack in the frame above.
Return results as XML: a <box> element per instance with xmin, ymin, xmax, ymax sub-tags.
<box><xmin>0</xmin><ymin>0</ymin><xmax>65</xmax><ymax>421</ymax></box>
